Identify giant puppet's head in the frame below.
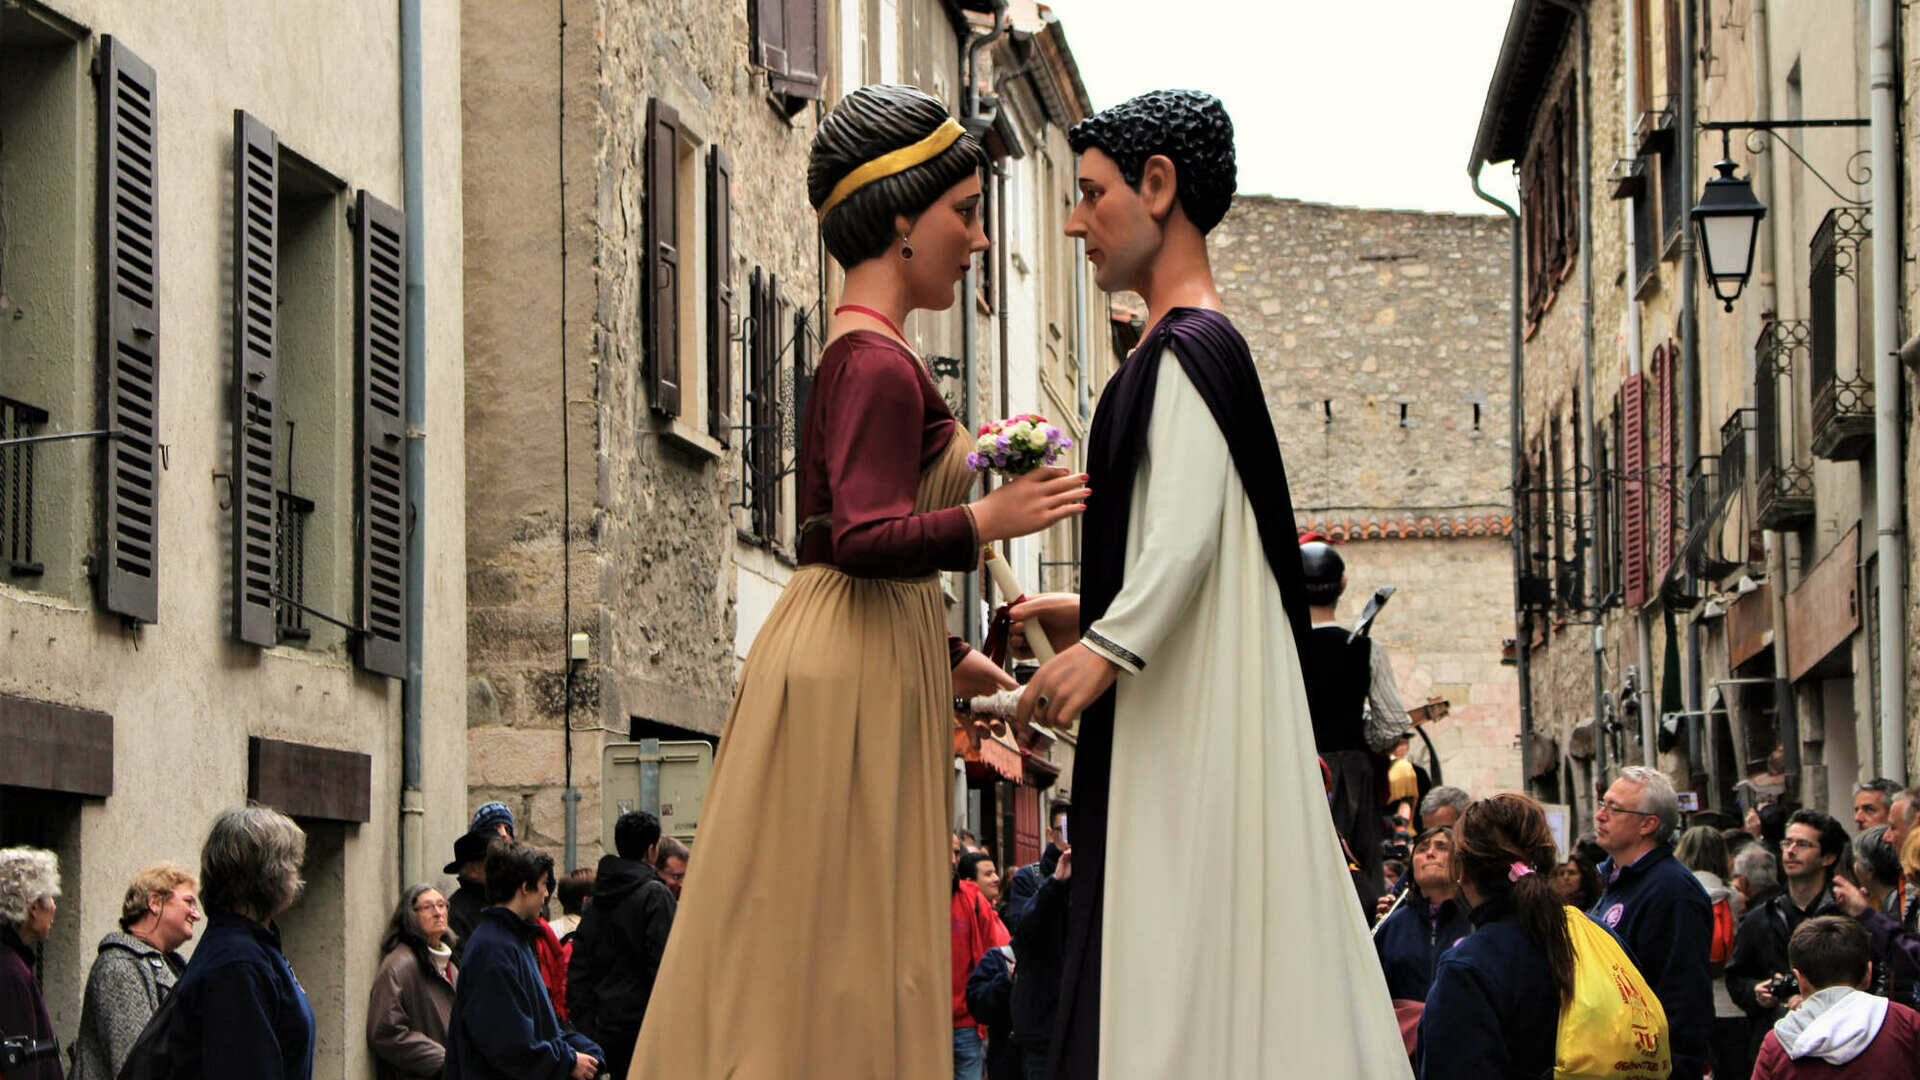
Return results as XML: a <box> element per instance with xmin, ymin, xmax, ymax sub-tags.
<box><xmin>809</xmin><ymin>85</ymin><xmax>989</xmax><ymax>309</ymax></box>
<box><xmin>1064</xmin><ymin>90</ymin><xmax>1236</xmax><ymax>292</ymax></box>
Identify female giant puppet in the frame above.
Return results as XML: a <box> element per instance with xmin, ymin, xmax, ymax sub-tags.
<box><xmin>629</xmin><ymin>86</ymin><xmax>1088</xmax><ymax>1079</ymax></box>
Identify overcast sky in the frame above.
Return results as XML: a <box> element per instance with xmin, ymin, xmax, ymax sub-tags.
<box><xmin>1036</xmin><ymin>0</ymin><xmax>1522</xmax><ymax>215</ymax></box>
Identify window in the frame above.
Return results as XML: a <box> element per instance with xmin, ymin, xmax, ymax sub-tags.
<box><xmin>1658</xmin><ymin>0</ymin><xmax>1684</xmax><ymax>254</ymax></box>
<box><xmin>752</xmin><ymin>0</ymin><xmax>823</xmax><ymax>116</ymax></box>
<box><xmin>1621</xmin><ymin>373</ymin><xmax>1648</xmax><ymax>608</ymax></box>
<box><xmin>644</xmin><ymin>99</ymin><xmax>729</xmax><ymax>456</ymax></box>
<box><xmin>1521</xmin><ymin>78</ymin><xmax>1578</xmax><ymax>333</ymax></box>
<box><xmin>0</xmin><ymin>10</ymin><xmax>92</xmax><ymax>599</ymax></box>
<box><xmin>738</xmin><ymin>268</ymin><xmax>812</xmax><ymax>549</ymax></box>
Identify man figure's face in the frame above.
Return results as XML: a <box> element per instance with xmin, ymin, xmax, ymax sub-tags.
<box><xmin>1854</xmin><ymin>789</ymin><xmax>1891</xmax><ymax>833</ymax></box>
<box><xmin>1780</xmin><ymin>823</ymin><xmax>1833</xmax><ymax>884</ymax></box>
<box><xmin>972</xmin><ymin>860</ymin><xmax>1002</xmax><ymax>903</ymax></box>
<box><xmin>1066</xmin><ymin>148</ymin><xmax>1162</xmax><ymax>294</ymax></box>
<box><xmin>1411</xmin><ymin>832</ymin><xmax>1454</xmax><ymax>899</ymax></box>
<box><xmin>509</xmin><ymin>874</ymin><xmax>552</xmax><ymax>922</ymax></box>
<box><xmin>463</xmin><ymin>859</ymin><xmax>488</xmax><ymax>885</ymax></box>
<box><xmin>1595</xmin><ymin>778</ymin><xmax>1657</xmax><ymax>856</ymax></box>
<box><xmin>659</xmin><ymin>855</ymin><xmax>687</xmax><ymax>899</ymax></box>
<box><xmin>1423</xmin><ymin>805</ymin><xmax>1461</xmax><ymax>832</ymax></box>
<box><xmin>1046</xmin><ymin>811</ymin><xmax>1068</xmax><ymax>850</ymax></box>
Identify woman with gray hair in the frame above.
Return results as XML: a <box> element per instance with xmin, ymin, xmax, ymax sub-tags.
<box><xmin>0</xmin><ymin>846</ymin><xmax>63</xmax><ymax>1080</ymax></box>
<box><xmin>1851</xmin><ymin>824</ymin><xmax>1903</xmax><ymax>917</ymax></box>
<box><xmin>166</xmin><ymin>805</ymin><xmax>315</xmax><ymax>1079</ymax></box>
<box><xmin>366</xmin><ymin>884</ymin><xmax>458</xmax><ymax>1079</ymax></box>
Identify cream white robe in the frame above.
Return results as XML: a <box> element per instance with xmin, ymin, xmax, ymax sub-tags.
<box><xmin>1079</xmin><ymin>353</ymin><xmax>1412</xmax><ymax>1078</ymax></box>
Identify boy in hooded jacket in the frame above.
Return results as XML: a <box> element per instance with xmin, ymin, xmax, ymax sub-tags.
<box><xmin>1752</xmin><ymin>915</ymin><xmax>1920</xmax><ymax>1078</ymax></box>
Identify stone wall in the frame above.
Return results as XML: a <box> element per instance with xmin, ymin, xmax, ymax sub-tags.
<box><xmin>1211</xmin><ymin>196</ymin><xmax>1521</xmax><ymax>796</ymax></box>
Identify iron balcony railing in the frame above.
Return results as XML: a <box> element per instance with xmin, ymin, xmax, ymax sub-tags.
<box><xmin>1809</xmin><ymin>206</ymin><xmax>1873</xmax><ymax>461</ymax></box>
<box><xmin>1</xmin><ymin>395</ymin><xmax>48</xmax><ymax>577</ymax></box>
<box><xmin>275</xmin><ymin>488</ymin><xmax>314</xmax><ymax>641</ymax></box>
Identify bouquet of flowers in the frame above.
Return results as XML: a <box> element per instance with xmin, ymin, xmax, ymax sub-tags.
<box><xmin>966</xmin><ymin>414</ymin><xmax>1072</xmax><ymax>477</ymax></box>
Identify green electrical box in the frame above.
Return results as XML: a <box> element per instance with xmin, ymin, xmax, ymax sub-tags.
<box><xmin>601</xmin><ymin>740</ymin><xmax>714</xmax><ymax>848</ymax></box>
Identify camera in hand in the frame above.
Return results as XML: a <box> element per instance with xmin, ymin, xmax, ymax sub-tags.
<box><xmin>1</xmin><ymin>1034</ymin><xmax>61</xmax><ymax>1069</ymax></box>
<box><xmin>1763</xmin><ymin>973</ymin><xmax>1801</xmax><ymax>1001</ymax></box>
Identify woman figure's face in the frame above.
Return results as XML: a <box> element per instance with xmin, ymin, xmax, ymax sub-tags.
<box><xmin>415</xmin><ymin>888</ymin><xmax>449</xmax><ymax>945</ymax></box>
<box><xmin>1550</xmin><ymin>861</ymin><xmax>1584</xmax><ymax>902</ymax></box>
<box><xmin>895</xmin><ymin>173</ymin><xmax>988</xmax><ymax>312</ymax></box>
<box><xmin>20</xmin><ymin>895</ymin><xmax>56</xmax><ymax>944</ymax></box>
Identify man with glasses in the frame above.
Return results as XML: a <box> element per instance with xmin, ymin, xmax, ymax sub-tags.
<box><xmin>1589</xmin><ymin>765</ymin><xmax>1714</xmax><ymax>1080</ymax></box>
<box><xmin>1726</xmin><ymin>810</ymin><xmax>1849</xmax><ymax>1064</ymax></box>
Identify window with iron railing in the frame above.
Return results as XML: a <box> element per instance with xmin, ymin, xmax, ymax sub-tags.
<box><xmin>1809</xmin><ymin>206</ymin><xmax>1873</xmax><ymax>461</ymax></box>
<box><xmin>1754</xmin><ymin>320</ymin><xmax>1815</xmax><ymax>530</ymax></box>
<box><xmin>0</xmin><ymin>396</ymin><xmax>48</xmax><ymax>578</ymax></box>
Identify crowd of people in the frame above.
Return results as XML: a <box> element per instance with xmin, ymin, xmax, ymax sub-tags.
<box><xmin>14</xmin><ymin>774</ymin><xmax>1920</xmax><ymax>1079</ymax></box>
<box><xmin>0</xmin><ymin>800</ymin><xmax>686</xmax><ymax>1080</ymax></box>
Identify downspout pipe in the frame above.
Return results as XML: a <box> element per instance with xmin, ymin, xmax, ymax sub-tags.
<box><xmin>1623</xmin><ymin>0</ymin><xmax>1658</xmax><ymax>766</ymax></box>
<box><xmin>1541</xmin><ymin>0</ymin><xmax>1603</xmax><ymax>786</ymax></box>
<box><xmin>1869</xmin><ymin>0</ymin><xmax>1906</xmax><ymax>784</ymax></box>
<box><xmin>1470</xmin><ymin>162</ymin><xmax>1531</xmax><ymax>793</ymax></box>
<box><xmin>1750</xmin><ymin>0</ymin><xmax>1801</xmax><ymax>790</ymax></box>
<box><xmin>959</xmin><ymin>1</ymin><xmax>1007</xmax><ymax>646</ymax></box>
<box><xmin>1679</xmin><ymin>0</ymin><xmax>1705</xmax><ymax>801</ymax></box>
<box><xmin>398</xmin><ymin>0</ymin><xmax>427</xmax><ymax>887</ymax></box>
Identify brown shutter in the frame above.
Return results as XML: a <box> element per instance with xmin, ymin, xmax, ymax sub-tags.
<box><xmin>232</xmin><ymin>111</ymin><xmax>280</xmax><ymax>646</ymax></box>
<box><xmin>646</xmin><ymin>99</ymin><xmax>682</xmax><ymax>416</ymax></box>
<box><xmin>752</xmin><ymin>0</ymin><xmax>789</xmax><ymax>75</ymax></box>
<box><xmin>97</xmin><ymin>36</ymin><xmax>161</xmax><ymax>623</ymax></box>
<box><xmin>1623</xmin><ymin>372</ymin><xmax>1647</xmax><ymax>607</ymax></box>
<box><xmin>772</xmin><ymin>0</ymin><xmax>823</xmax><ymax>107</ymax></box>
<box><xmin>1652</xmin><ymin>343</ymin><xmax>1676</xmax><ymax>582</ymax></box>
<box><xmin>354</xmin><ymin>191</ymin><xmax>407</xmax><ymax>678</ymax></box>
<box><xmin>708</xmin><ymin>147</ymin><xmax>733</xmax><ymax>445</ymax></box>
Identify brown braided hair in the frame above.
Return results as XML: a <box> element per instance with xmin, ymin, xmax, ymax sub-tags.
<box><xmin>1453</xmin><ymin>793</ymin><xmax>1575</xmax><ymax>1007</ymax></box>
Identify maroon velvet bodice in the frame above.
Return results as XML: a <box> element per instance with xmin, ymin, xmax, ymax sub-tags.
<box><xmin>796</xmin><ymin>331</ymin><xmax>976</xmax><ymax>578</ymax></box>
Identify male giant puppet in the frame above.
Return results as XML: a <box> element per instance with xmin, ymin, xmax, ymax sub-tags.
<box><xmin>1013</xmin><ymin>91</ymin><xmax>1410</xmax><ymax>1078</ymax></box>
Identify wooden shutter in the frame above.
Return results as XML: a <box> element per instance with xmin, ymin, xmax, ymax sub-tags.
<box><xmin>772</xmin><ymin>0</ymin><xmax>823</xmax><ymax>106</ymax></box>
<box><xmin>1652</xmin><ymin>342</ymin><xmax>1676</xmax><ymax>583</ymax></box>
<box><xmin>97</xmin><ymin>36</ymin><xmax>161</xmax><ymax>623</ymax></box>
<box><xmin>354</xmin><ymin>191</ymin><xmax>407</xmax><ymax>678</ymax></box>
<box><xmin>708</xmin><ymin>148</ymin><xmax>733</xmax><ymax>445</ymax></box>
<box><xmin>232</xmin><ymin>111</ymin><xmax>280</xmax><ymax>646</ymax></box>
<box><xmin>752</xmin><ymin>0</ymin><xmax>789</xmax><ymax>76</ymax></box>
<box><xmin>1622</xmin><ymin>372</ymin><xmax>1648</xmax><ymax>607</ymax></box>
<box><xmin>646</xmin><ymin>99</ymin><xmax>682</xmax><ymax>416</ymax></box>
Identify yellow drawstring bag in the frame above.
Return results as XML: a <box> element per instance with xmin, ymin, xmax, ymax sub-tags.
<box><xmin>1554</xmin><ymin>906</ymin><xmax>1671</xmax><ymax>1079</ymax></box>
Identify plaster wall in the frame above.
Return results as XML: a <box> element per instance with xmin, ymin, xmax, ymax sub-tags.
<box><xmin>0</xmin><ymin>1</ymin><xmax>468</xmax><ymax>1076</ymax></box>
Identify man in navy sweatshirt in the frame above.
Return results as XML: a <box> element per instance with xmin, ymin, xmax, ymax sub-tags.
<box><xmin>1590</xmin><ymin>765</ymin><xmax>1715</xmax><ymax>1080</ymax></box>
<box><xmin>445</xmin><ymin>841</ymin><xmax>603</xmax><ymax>1080</ymax></box>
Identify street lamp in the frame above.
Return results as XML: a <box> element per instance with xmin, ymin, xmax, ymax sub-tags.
<box><xmin>1690</xmin><ymin>157</ymin><xmax>1767</xmax><ymax>312</ymax></box>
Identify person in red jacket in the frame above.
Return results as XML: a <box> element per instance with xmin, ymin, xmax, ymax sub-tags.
<box><xmin>953</xmin><ymin>851</ymin><xmax>1010</xmax><ymax>1080</ymax></box>
<box><xmin>1752</xmin><ymin>915</ymin><xmax>1920</xmax><ymax>1078</ymax></box>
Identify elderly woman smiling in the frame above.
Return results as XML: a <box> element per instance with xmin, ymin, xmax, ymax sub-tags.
<box><xmin>0</xmin><ymin>846</ymin><xmax>62</xmax><ymax>1080</ymax></box>
<box><xmin>166</xmin><ymin>806</ymin><xmax>316</xmax><ymax>1080</ymax></box>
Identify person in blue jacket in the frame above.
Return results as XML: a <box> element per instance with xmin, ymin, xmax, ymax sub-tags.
<box><xmin>165</xmin><ymin>805</ymin><xmax>316</xmax><ymax>1080</ymax></box>
<box><xmin>1374</xmin><ymin>825</ymin><xmax>1471</xmax><ymax>1003</ymax></box>
<box><xmin>1416</xmin><ymin>793</ymin><xmax>1574</xmax><ymax>1079</ymax></box>
<box><xmin>444</xmin><ymin>841</ymin><xmax>602</xmax><ymax>1080</ymax></box>
<box><xmin>1589</xmin><ymin>766</ymin><xmax>1714</xmax><ymax>1080</ymax></box>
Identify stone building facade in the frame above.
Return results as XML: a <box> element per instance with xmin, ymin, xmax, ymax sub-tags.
<box><xmin>1211</xmin><ymin>197</ymin><xmax>1521</xmax><ymax>799</ymax></box>
<box><xmin>1472</xmin><ymin>0</ymin><xmax>1920</xmax><ymax>824</ymax></box>
<box><xmin>0</xmin><ymin>1</ymin><xmax>469</xmax><ymax>1075</ymax></box>
<box><xmin>464</xmin><ymin>0</ymin><xmax>1104</xmax><ymax>869</ymax></box>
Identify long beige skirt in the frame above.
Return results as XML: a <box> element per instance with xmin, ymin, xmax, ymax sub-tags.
<box><xmin>627</xmin><ymin>565</ymin><xmax>955</xmax><ymax>1079</ymax></box>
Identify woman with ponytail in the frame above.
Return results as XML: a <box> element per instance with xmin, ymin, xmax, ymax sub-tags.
<box><xmin>1416</xmin><ymin>793</ymin><xmax>1575</xmax><ymax>1078</ymax></box>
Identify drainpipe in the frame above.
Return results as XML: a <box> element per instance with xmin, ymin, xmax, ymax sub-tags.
<box><xmin>1869</xmin><ymin>0</ymin><xmax>1906</xmax><ymax>784</ymax></box>
<box><xmin>1750</xmin><ymin>0</ymin><xmax>1801</xmax><ymax>790</ymax></box>
<box><xmin>1679</xmin><ymin>0</ymin><xmax>1707</xmax><ymax>803</ymax></box>
<box><xmin>959</xmin><ymin>1</ymin><xmax>1007</xmax><ymax>646</ymax></box>
<box><xmin>1470</xmin><ymin>163</ymin><xmax>1530</xmax><ymax>793</ymax></box>
<box><xmin>1622</xmin><ymin>0</ymin><xmax>1659</xmax><ymax>766</ymax></box>
<box><xmin>1541</xmin><ymin>0</ymin><xmax>1603</xmax><ymax>788</ymax></box>
<box><xmin>398</xmin><ymin>0</ymin><xmax>427</xmax><ymax>887</ymax></box>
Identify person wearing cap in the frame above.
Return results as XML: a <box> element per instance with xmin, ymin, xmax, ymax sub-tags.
<box><xmin>445</xmin><ymin>830</ymin><xmax>496</xmax><ymax>961</ymax></box>
<box><xmin>471</xmin><ymin>801</ymin><xmax>515</xmax><ymax>841</ymax></box>
<box><xmin>1300</xmin><ymin>537</ymin><xmax>1413</xmax><ymax>896</ymax></box>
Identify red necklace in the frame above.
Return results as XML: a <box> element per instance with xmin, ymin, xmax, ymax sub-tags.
<box><xmin>834</xmin><ymin>304</ymin><xmax>906</xmax><ymax>341</ymax></box>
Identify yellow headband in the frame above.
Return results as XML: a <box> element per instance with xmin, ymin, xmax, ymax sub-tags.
<box><xmin>816</xmin><ymin>119</ymin><xmax>966</xmax><ymax>220</ymax></box>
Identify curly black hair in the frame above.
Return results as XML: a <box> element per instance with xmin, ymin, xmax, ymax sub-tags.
<box><xmin>1068</xmin><ymin>89</ymin><xmax>1236</xmax><ymax>233</ymax></box>
<box><xmin>809</xmin><ymin>84</ymin><xmax>989</xmax><ymax>267</ymax></box>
